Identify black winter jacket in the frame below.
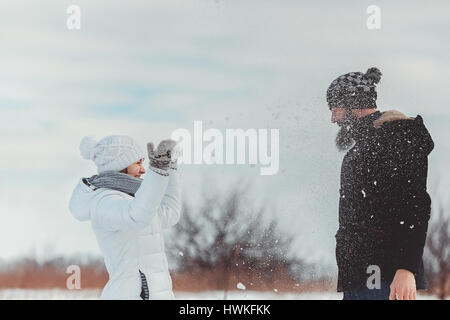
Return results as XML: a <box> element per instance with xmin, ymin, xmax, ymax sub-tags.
<box><xmin>336</xmin><ymin>110</ymin><xmax>434</xmax><ymax>292</ymax></box>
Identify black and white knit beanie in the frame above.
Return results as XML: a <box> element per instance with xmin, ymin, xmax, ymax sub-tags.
<box><xmin>326</xmin><ymin>67</ymin><xmax>382</xmax><ymax>110</ymax></box>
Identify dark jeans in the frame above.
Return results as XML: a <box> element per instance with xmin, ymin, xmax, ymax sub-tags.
<box><xmin>343</xmin><ymin>281</ymin><xmax>391</xmax><ymax>300</ymax></box>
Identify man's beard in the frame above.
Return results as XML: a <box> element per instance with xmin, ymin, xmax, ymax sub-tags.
<box><xmin>335</xmin><ymin>109</ymin><xmax>359</xmax><ymax>151</ymax></box>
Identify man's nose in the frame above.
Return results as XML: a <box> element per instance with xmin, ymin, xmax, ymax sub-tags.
<box><xmin>331</xmin><ymin>110</ymin><xmax>344</xmax><ymax>123</ymax></box>
<box><xmin>331</xmin><ymin>112</ymin><xmax>338</xmax><ymax>123</ymax></box>
<box><xmin>140</xmin><ymin>165</ymin><xmax>146</xmax><ymax>174</ymax></box>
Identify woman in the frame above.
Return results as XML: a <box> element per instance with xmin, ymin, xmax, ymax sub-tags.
<box><xmin>69</xmin><ymin>135</ymin><xmax>181</xmax><ymax>300</ymax></box>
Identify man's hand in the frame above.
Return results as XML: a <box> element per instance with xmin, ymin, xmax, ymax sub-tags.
<box><xmin>389</xmin><ymin>269</ymin><xmax>416</xmax><ymax>300</ymax></box>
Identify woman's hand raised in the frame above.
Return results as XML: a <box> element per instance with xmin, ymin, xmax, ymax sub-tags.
<box><xmin>147</xmin><ymin>139</ymin><xmax>178</xmax><ymax>176</ymax></box>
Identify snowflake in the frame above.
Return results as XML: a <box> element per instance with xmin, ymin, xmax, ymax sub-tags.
<box><xmin>237</xmin><ymin>282</ymin><xmax>246</xmax><ymax>290</ymax></box>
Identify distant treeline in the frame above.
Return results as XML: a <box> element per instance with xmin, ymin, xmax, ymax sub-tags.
<box><xmin>0</xmin><ymin>254</ymin><xmax>334</xmax><ymax>292</ymax></box>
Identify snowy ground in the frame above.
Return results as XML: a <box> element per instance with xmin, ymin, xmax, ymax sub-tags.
<box><xmin>0</xmin><ymin>289</ymin><xmax>441</xmax><ymax>300</ymax></box>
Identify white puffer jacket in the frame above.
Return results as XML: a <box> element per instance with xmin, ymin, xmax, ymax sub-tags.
<box><xmin>68</xmin><ymin>169</ymin><xmax>181</xmax><ymax>300</ymax></box>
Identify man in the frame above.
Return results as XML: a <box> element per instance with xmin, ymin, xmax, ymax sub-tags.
<box><xmin>326</xmin><ymin>67</ymin><xmax>434</xmax><ymax>300</ymax></box>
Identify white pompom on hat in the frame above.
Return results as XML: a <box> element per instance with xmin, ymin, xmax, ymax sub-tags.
<box><xmin>79</xmin><ymin>135</ymin><xmax>146</xmax><ymax>173</ymax></box>
<box><xmin>80</xmin><ymin>136</ymin><xmax>98</xmax><ymax>160</ymax></box>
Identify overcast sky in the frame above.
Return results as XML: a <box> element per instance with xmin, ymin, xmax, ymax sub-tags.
<box><xmin>1</xmin><ymin>0</ymin><xmax>449</xmax><ymax>269</ymax></box>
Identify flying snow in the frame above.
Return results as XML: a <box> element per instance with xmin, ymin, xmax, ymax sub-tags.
<box><xmin>237</xmin><ymin>282</ymin><xmax>246</xmax><ymax>290</ymax></box>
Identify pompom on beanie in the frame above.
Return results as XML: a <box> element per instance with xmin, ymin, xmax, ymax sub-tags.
<box><xmin>79</xmin><ymin>135</ymin><xmax>145</xmax><ymax>173</ymax></box>
<box><xmin>326</xmin><ymin>67</ymin><xmax>382</xmax><ymax>110</ymax></box>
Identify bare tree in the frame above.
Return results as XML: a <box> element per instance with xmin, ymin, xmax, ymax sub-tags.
<box><xmin>167</xmin><ymin>180</ymin><xmax>311</xmax><ymax>296</ymax></box>
<box><xmin>424</xmin><ymin>199</ymin><xmax>450</xmax><ymax>299</ymax></box>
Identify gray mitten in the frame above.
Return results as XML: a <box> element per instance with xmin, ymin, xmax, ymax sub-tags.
<box><xmin>147</xmin><ymin>139</ymin><xmax>178</xmax><ymax>176</ymax></box>
<box><xmin>169</xmin><ymin>143</ymin><xmax>181</xmax><ymax>171</ymax></box>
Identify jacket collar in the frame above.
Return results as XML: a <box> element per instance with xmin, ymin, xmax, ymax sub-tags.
<box><xmin>373</xmin><ymin>110</ymin><xmax>412</xmax><ymax>128</ymax></box>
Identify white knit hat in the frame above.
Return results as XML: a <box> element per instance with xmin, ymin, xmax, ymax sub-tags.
<box><xmin>79</xmin><ymin>135</ymin><xmax>146</xmax><ymax>173</ymax></box>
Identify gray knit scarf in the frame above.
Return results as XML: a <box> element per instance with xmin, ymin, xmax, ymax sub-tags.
<box><xmin>84</xmin><ymin>171</ymin><xmax>142</xmax><ymax>197</ymax></box>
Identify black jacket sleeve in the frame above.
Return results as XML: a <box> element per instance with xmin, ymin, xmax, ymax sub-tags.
<box><xmin>381</xmin><ymin>116</ymin><xmax>434</xmax><ymax>274</ymax></box>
